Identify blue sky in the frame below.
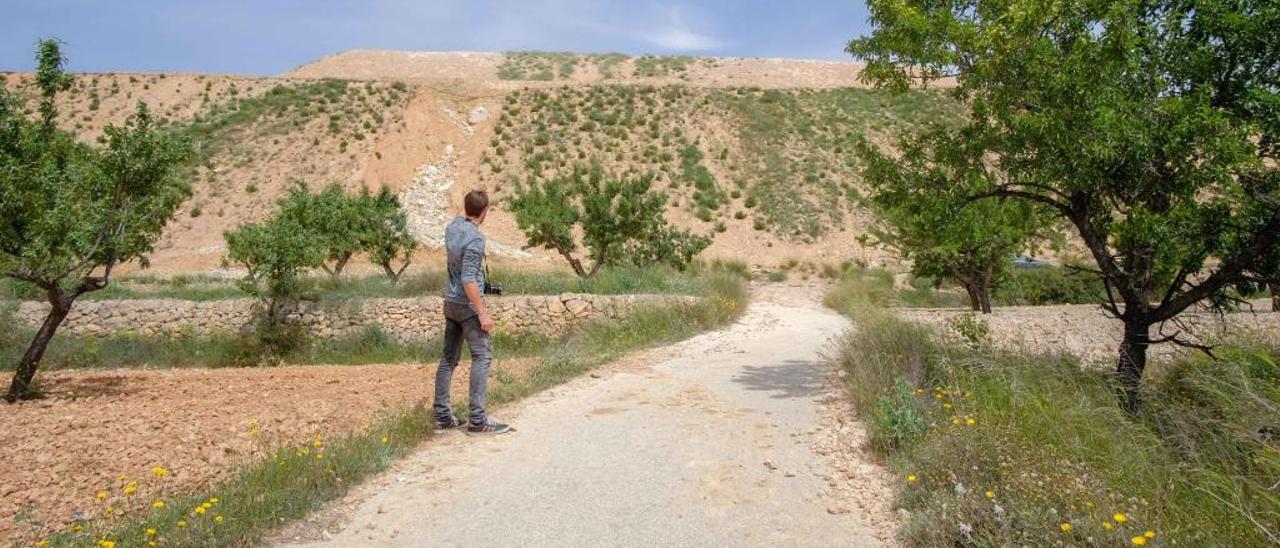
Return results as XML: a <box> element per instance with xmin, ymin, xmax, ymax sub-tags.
<box><xmin>2</xmin><ymin>1</ymin><xmax>873</xmax><ymax>75</ymax></box>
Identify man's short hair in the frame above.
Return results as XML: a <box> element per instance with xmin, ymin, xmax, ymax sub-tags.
<box><xmin>464</xmin><ymin>190</ymin><xmax>489</xmax><ymax>218</ymax></box>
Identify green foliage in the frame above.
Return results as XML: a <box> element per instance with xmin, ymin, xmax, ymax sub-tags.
<box><xmin>509</xmin><ymin>166</ymin><xmax>710</xmax><ymax>276</ymax></box>
<box><xmin>828</xmin><ymin>275</ymin><xmax>1280</xmax><ymax>546</ymax></box>
<box><xmin>0</xmin><ymin>40</ymin><xmax>191</xmax><ymax>400</ymax></box>
<box><xmin>856</xmin><ymin>129</ymin><xmax>1050</xmax><ymax>313</ymax></box>
<box><xmin>870</xmin><ymin>378</ymin><xmax>930</xmax><ymax>453</ymax></box>
<box><xmin>995</xmin><ymin>266</ymin><xmax>1107</xmax><ymax>306</ymax></box>
<box><xmin>360</xmin><ymin>186</ymin><xmax>415</xmax><ymax>283</ymax></box>
<box><xmin>945</xmin><ymin>313</ymin><xmax>989</xmax><ymax>348</ymax></box>
<box><xmin>850</xmin><ymin>0</ymin><xmax>1280</xmax><ymax>397</ymax></box>
<box><xmin>277</xmin><ymin>182</ymin><xmax>364</xmax><ymax>277</ymax></box>
<box><xmin>222</xmin><ymin>210</ymin><xmax>325</xmax><ymax>331</ymax></box>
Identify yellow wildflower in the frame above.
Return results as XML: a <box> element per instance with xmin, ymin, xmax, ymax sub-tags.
<box><xmin>146</xmin><ymin>528</ymin><xmax>157</xmax><ymax>536</ymax></box>
<box><xmin>149</xmin><ymin>543</ymin><xmax>157</xmax><ymax>547</ymax></box>
<box><xmin>906</xmin><ymin>474</ymin><xmax>917</xmax><ymax>483</ymax></box>
<box><xmin>1114</xmin><ymin>513</ymin><xmax>1128</xmax><ymax>523</ymax></box>
<box><xmin>178</xmin><ymin>520</ymin><xmax>187</xmax><ymax>528</ymax></box>
<box><xmin>1103</xmin><ymin>521</ymin><xmax>1114</xmax><ymax>530</ymax></box>
<box><xmin>1132</xmin><ymin>536</ymin><xmax>1147</xmax><ymax>546</ymax></box>
<box><xmin>153</xmin><ymin>499</ymin><xmax>166</xmax><ymax>509</ymax></box>
<box><xmin>195</xmin><ymin>506</ymin><xmax>207</xmax><ymax>515</ymax></box>
<box><xmin>952</xmin><ymin>418</ymin><xmax>961</xmax><ymax>425</ymax></box>
<box><xmin>1144</xmin><ymin>531</ymin><xmax>1156</xmax><ymax>539</ymax></box>
<box><xmin>965</xmin><ymin>417</ymin><xmax>976</xmax><ymax>426</ymax></box>
<box><xmin>98</xmin><ymin>541</ymin><xmax>115</xmax><ymax>548</ymax></box>
<box><xmin>151</xmin><ymin>466</ymin><xmax>168</xmax><ymax>477</ymax></box>
<box><xmin>118</xmin><ymin>475</ymin><xmax>127</xmax><ymax>482</ymax></box>
<box><xmin>36</xmin><ymin>541</ymin><xmax>49</xmax><ymax>547</ymax></box>
<box><xmin>316</xmin><ymin>453</ymin><xmax>325</xmax><ymax>460</ymax></box>
<box><xmin>210</xmin><ymin>497</ymin><xmax>219</xmax><ymax>504</ymax></box>
<box><xmin>1060</xmin><ymin>522</ymin><xmax>1072</xmax><ymax>533</ymax></box>
<box><xmin>215</xmin><ymin>515</ymin><xmax>224</xmax><ymax>523</ymax></box>
<box><xmin>985</xmin><ymin>491</ymin><xmax>994</xmax><ymax>499</ymax></box>
<box><xmin>123</xmin><ymin>483</ymin><xmax>137</xmax><ymax>495</ymax></box>
<box><xmin>313</xmin><ymin>440</ymin><xmax>323</xmax><ymax>447</ymax></box>
<box><xmin>1085</xmin><ymin>501</ymin><xmax>1094</xmax><ymax>509</ymax></box>
<box><xmin>97</xmin><ymin>490</ymin><xmax>108</xmax><ymax>501</ymax></box>
<box><xmin>381</xmin><ymin>436</ymin><xmax>389</xmax><ymax>444</ymax></box>
<box><xmin>943</xmin><ymin>402</ymin><xmax>953</xmax><ymax>409</ymax></box>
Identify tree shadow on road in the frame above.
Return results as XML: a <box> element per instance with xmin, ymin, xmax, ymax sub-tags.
<box><xmin>732</xmin><ymin>359</ymin><xmax>826</xmax><ymax>399</ymax></box>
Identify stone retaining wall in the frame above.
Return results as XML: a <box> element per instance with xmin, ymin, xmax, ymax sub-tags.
<box><xmin>15</xmin><ymin>294</ymin><xmax>694</xmax><ymax>341</ymax></box>
<box><xmin>897</xmin><ymin>304</ymin><xmax>1280</xmax><ymax>366</ymax></box>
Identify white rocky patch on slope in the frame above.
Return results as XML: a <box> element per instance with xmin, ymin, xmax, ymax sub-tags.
<box><xmin>400</xmin><ymin>144</ymin><xmax>529</xmax><ymax>258</ymax></box>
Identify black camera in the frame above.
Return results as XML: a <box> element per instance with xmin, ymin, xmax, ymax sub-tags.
<box><xmin>483</xmin><ymin>281</ymin><xmax>503</xmax><ymax>296</ymax></box>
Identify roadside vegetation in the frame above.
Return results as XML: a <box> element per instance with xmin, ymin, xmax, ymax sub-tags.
<box><xmin>39</xmin><ymin>263</ymin><xmax>747</xmax><ymax>547</ymax></box>
<box><xmin>826</xmin><ymin>274</ymin><xmax>1279</xmax><ymax>547</ymax></box>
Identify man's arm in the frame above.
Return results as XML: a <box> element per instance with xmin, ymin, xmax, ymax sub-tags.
<box><xmin>460</xmin><ymin>239</ymin><xmax>493</xmax><ymax>332</ymax></box>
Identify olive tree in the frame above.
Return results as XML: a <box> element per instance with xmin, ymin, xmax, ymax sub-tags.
<box><xmin>849</xmin><ymin>0</ymin><xmax>1280</xmax><ymax>407</ymax></box>
<box><xmin>856</xmin><ymin>129</ymin><xmax>1049</xmax><ymax>313</ymax></box>
<box><xmin>510</xmin><ymin>166</ymin><xmax>711</xmax><ymax>277</ymax></box>
<box><xmin>1</xmin><ymin>41</ymin><xmax>191</xmax><ymax>401</ymax></box>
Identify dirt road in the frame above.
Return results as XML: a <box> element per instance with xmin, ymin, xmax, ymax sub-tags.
<box><xmin>280</xmin><ymin>286</ymin><xmax>896</xmax><ymax>547</ymax></box>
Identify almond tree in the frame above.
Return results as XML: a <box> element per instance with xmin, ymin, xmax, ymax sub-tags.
<box><xmin>510</xmin><ymin>165</ymin><xmax>711</xmax><ymax>277</ymax></box>
<box><xmin>855</xmin><ymin>128</ymin><xmax>1049</xmax><ymax>313</ymax></box>
<box><xmin>1</xmin><ymin>40</ymin><xmax>191</xmax><ymax>401</ymax></box>
<box><xmin>849</xmin><ymin>0</ymin><xmax>1280</xmax><ymax>408</ymax></box>
<box><xmin>360</xmin><ymin>185</ymin><xmax>415</xmax><ymax>283</ymax></box>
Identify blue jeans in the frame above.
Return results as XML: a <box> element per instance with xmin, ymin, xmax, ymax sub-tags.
<box><xmin>434</xmin><ymin>301</ymin><xmax>492</xmax><ymax>426</ymax></box>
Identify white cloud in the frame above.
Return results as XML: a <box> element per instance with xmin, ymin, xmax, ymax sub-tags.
<box><xmin>641</xmin><ymin>5</ymin><xmax>724</xmax><ymax>51</ymax></box>
<box><xmin>647</xmin><ymin>27</ymin><xmax>722</xmax><ymax>50</ymax></box>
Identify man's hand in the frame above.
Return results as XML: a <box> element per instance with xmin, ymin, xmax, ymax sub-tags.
<box><xmin>478</xmin><ymin>311</ymin><xmax>494</xmax><ymax>333</ymax></box>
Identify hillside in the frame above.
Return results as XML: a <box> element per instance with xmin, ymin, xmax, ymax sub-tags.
<box><xmin>2</xmin><ymin>51</ymin><xmax>961</xmax><ymax>274</ymax></box>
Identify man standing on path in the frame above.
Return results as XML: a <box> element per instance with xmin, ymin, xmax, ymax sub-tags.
<box><xmin>435</xmin><ymin>190</ymin><xmax>511</xmax><ymax>435</ymax></box>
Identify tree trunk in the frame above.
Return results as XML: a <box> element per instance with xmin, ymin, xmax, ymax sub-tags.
<box><xmin>381</xmin><ymin>261</ymin><xmax>410</xmax><ymax>284</ymax></box>
<box><xmin>329</xmin><ymin>253</ymin><xmax>352</xmax><ymax>279</ymax></box>
<box><xmin>5</xmin><ymin>298</ymin><xmax>72</xmax><ymax>402</ymax></box>
<box><xmin>1116</xmin><ymin>316</ymin><xmax>1150</xmax><ymax>412</ymax></box>
<box><xmin>960</xmin><ymin>280</ymin><xmax>982</xmax><ymax>312</ymax></box>
<box><xmin>976</xmin><ymin>266</ymin><xmax>994</xmax><ymax>314</ymax></box>
<box><xmin>1271</xmin><ymin>282</ymin><xmax>1279</xmax><ymax>312</ymax></box>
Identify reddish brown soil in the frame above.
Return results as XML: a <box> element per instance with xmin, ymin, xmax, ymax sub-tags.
<box><xmin>0</xmin><ymin>358</ymin><xmax>535</xmax><ymax>543</ymax></box>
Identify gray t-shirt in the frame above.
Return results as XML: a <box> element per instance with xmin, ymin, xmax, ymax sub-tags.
<box><xmin>443</xmin><ymin>216</ymin><xmax>486</xmax><ymax>306</ymax></box>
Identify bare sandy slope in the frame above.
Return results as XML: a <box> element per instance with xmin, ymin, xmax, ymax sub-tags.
<box><xmin>273</xmin><ymin>284</ymin><xmax>900</xmax><ymax>547</ymax></box>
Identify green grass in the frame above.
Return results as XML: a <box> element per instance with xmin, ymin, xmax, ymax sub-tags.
<box><xmin>41</xmin><ymin>265</ymin><xmax>749</xmax><ymax>547</ymax></box>
<box><xmin>825</xmin><ymin>276</ymin><xmax>1280</xmax><ymax>547</ymax></box>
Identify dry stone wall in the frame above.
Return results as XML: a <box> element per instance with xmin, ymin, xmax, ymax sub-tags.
<box><xmin>897</xmin><ymin>303</ymin><xmax>1280</xmax><ymax>366</ymax></box>
<box><xmin>15</xmin><ymin>294</ymin><xmax>693</xmax><ymax>341</ymax></box>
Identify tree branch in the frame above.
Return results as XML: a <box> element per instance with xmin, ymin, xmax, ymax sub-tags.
<box><xmin>1152</xmin><ymin>207</ymin><xmax>1280</xmax><ymax>322</ymax></box>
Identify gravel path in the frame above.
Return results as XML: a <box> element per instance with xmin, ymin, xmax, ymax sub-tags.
<box><xmin>279</xmin><ymin>289</ymin><xmax>889</xmax><ymax>547</ymax></box>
